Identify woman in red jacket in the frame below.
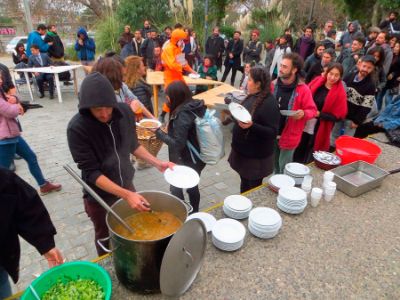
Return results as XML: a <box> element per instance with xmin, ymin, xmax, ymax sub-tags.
<box><xmin>294</xmin><ymin>63</ymin><xmax>348</xmax><ymax>163</ymax></box>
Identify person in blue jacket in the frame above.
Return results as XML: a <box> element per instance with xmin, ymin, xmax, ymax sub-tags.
<box><xmin>74</xmin><ymin>27</ymin><xmax>96</xmax><ymax>68</ymax></box>
<box><xmin>26</xmin><ymin>24</ymin><xmax>53</xmax><ymax>57</ymax></box>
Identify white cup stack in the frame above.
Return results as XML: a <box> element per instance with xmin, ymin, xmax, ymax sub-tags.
<box><xmin>322</xmin><ymin>171</ymin><xmax>336</xmax><ymax>202</ymax></box>
<box><xmin>324</xmin><ymin>181</ymin><xmax>337</xmax><ymax>202</ymax></box>
<box><xmin>301</xmin><ymin>175</ymin><xmax>313</xmax><ymax>195</ymax></box>
<box><xmin>310</xmin><ymin>187</ymin><xmax>323</xmax><ymax>207</ymax></box>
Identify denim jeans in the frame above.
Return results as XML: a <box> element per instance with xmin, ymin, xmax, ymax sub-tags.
<box><xmin>0</xmin><ymin>266</ymin><xmax>12</xmax><ymax>299</ymax></box>
<box><xmin>0</xmin><ymin>136</ymin><xmax>46</xmax><ymax>186</ymax></box>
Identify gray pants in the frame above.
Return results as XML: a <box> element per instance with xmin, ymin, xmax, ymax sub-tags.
<box><xmin>330</xmin><ymin>119</ymin><xmax>356</xmax><ymax>147</ymax></box>
<box><xmin>273</xmin><ymin>141</ymin><xmax>295</xmax><ymax>174</ymax></box>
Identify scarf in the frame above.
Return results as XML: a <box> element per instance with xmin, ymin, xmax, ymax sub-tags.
<box><xmin>308</xmin><ymin>75</ymin><xmax>348</xmax><ymax>151</ymax></box>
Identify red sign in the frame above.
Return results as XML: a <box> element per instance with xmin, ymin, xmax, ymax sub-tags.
<box><xmin>0</xmin><ymin>28</ymin><xmax>16</xmax><ymax>35</ymax></box>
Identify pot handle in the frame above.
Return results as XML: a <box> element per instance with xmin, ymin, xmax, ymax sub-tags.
<box><xmin>182</xmin><ymin>247</ymin><xmax>194</xmax><ymax>268</ymax></box>
<box><xmin>97</xmin><ymin>236</ymin><xmax>113</xmax><ymax>253</ymax></box>
<box><xmin>389</xmin><ymin>167</ymin><xmax>400</xmax><ymax>175</ymax></box>
<box><xmin>182</xmin><ymin>201</ymin><xmax>193</xmax><ymax>214</ymax></box>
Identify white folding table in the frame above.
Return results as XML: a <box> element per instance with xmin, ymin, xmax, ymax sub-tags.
<box><xmin>19</xmin><ymin>65</ymin><xmax>82</xmax><ymax>103</ymax></box>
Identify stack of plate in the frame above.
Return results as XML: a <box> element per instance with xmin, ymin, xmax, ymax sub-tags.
<box><xmin>268</xmin><ymin>174</ymin><xmax>296</xmax><ymax>193</ymax></box>
<box><xmin>248</xmin><ymin>207</ymin><xmax>282</xmax><ymax>239</ymax></box>
<box><xmin>223</xmin><ymin>195</ymin><xmax>253</xmax><ymax>219</ymax></box>
<box><xmin>212</xmin><ymin>218</ymin><xmax>246</xmax><ymax>251</ymax></box>
<box><xmin>186</xmin><ymin>212</ymin><xmax>217</xmax><ymax>232</ymax></box>
<box><xmin>277</xmin><ymin>186</ymin><xmax>308</xmax><ymax>214</ymax></box>
<box><xmin>284</xmin><ymin>163</ymin><xmax>311</xmax><ymax>185</ymax></box>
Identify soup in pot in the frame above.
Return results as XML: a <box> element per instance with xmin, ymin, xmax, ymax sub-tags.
<box><xmin>114</xmin><ymin>211</ymin><xmax>182</xmax><ymax>240</ymax></box>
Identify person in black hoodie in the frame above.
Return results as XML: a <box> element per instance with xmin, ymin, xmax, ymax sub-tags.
<box><xmin>0</xmin><ymin>168</ymin><xmax>64</xmax><ymax>299</ymax></box>
<box><xmin>228</xmin><ymin>67</ymin><xmax>280</xmax><ymax>193</ymax></box>
<box><xmin>221</xmin><ymin>31</ymin><xmax>244</xmax><ymax>86</ymax></box>
<box><xmin>44</xmin><ymin>25</ymin><xmax>65</xmax><ymax>61</ymax></box>
<box><xmin>155</xmin><ymin>81</ymin><xmax>206</xmax><ymax>212</ymax></box>
<box><xmin>67</xmin><ymin>72</ymin><xmax>174</xmax><ymax>255</ymax></box>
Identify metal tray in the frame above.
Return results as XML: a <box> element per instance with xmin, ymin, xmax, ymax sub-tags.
<box><xmin>331</xmin><ymin>161</ymin><xmax>390</xmax><ymax>197</ymax></box>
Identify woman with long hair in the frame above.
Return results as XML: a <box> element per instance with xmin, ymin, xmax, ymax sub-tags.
<box><xmin>124</xmin><ymin>56</ymin><xmax>154</xmax><ymax>114</ymax></box>
<box><xmin>155</xmin><ymin>80</ymin><xmax>206</xmax><ymax>212</ymax></box>
<box><xmin>228</xmin><ymin>67</ymin><xmax>280</xmax><ymax>193</ymax></box>
<box><xmin>294</xmin><ymin>63</ymin><xmax>348</xmax><ymax>163</ymax></box>
<box><xmin>0</xmin><ymin>73</ymin><xmax>61</xmax><ymax>195</ymax></box>
<box><xmin>92</xmin><ymin>56</ymin><xmax>154</xmax><ymax>120</ymax></box>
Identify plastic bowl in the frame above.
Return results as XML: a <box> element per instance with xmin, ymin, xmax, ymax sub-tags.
<box><xmin>21</xmin><ymin>261</ymin><xmax>112</xmax><ymax>300</ymax></box>
<box><xmin>335</xmin><ymin>136</ymin><xmax>382</xmax><ymax>165</ymax></box>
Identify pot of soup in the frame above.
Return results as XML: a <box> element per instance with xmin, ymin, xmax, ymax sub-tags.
<box><xmin>100</xmin><ymin>190</ymin><xmax>191</xmax><ymax>294</ymax></box>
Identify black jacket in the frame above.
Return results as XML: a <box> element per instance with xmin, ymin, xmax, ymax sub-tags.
<box><xmin>156</xmin><ymin>100</ymin><xmax>206</xmax><ymax>170</ymax></box>
<box><xmin>243</xmin><ymin>40</ymin><xmax>262</xmax><ymax>63</ymax></box>
<box><xmin>306</xmin><ymin>62</ymin><xmax>323</xmax><ymax>83</ymax></box>
<box><xmin>231</xmin><ymin>93</ymin><xmax>280</xmax><ymax>159</ymax></box>
<box><xmin>67</xmin><ymin>72</ymin><xmax>140</xmax><ymax>203</ymax></box>
<box><xmin>44</xmin><ymin>33</ymin><xmax>64</xmax><ymax>59</ymax></box>
<box><xmin>224</xmin><ymin>39</ymin><xmax>243</xmax><ymax>67</ymax></box>
<box><xmin>141</xmin><ymin>38</ymin><xmax>157</xmax><ymax>62</ymax></box>
<box><xmin>205</xmin><ymin>35</ymin><xmax>225</xmax><ymax>61</ymax></box>
<box><xmin>0</xmin><ymin>168</ymin><xmax>56</xmax><ymax>283</ymax></box>
<box><xmin>129</xmin><ymin>79</ymin><xmax>153</xmax><ymax>114</ymax></box>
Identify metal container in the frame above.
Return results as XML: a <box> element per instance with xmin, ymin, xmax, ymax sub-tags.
<box><xmin>101</xmin><ymin>191</ymin><xmax>191</xmax><ymax>294</ymax></box>
<box><xmin>331</xmin><ymin>161</ymin><xmax>390</xmax><ymax>197</ymax></box>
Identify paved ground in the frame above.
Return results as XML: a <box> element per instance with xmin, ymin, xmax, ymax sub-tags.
<box><xmin>2</xmin><ymin>57</ymin><xmax>244</xmax><ymax>294</ymax></box>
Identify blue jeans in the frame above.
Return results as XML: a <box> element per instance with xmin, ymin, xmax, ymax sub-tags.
<box><xmin>0</xmin><ymin>266</ymin><xmax>12</xmax><ymax>299</ymax></box>
<box><xmin>0</xmin><ymin>136</ymin><xmax>46</xmax><ymax>186</ymax></box>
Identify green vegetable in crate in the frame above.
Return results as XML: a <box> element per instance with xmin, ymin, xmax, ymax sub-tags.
<box><xmin>42</xmin><ymin>278</ymin><xmax>105</xmax><ymax>300</ymax></box>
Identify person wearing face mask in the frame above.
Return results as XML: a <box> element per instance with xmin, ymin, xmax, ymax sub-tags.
<box><xmin>159</xmin><ymin>29</ymin><xmax>197</xmax><ymax>122</ymax></box>
<box><xmin>294</xmin><ymin>63</ymin><xmax>347</xmax><ymax>163</ymax></box>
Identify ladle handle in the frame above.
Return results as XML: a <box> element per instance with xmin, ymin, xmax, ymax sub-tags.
<box><xmin>63</xmin><ymin>164</ymin><xmax>135</xmax><ymax>234</ymax></box>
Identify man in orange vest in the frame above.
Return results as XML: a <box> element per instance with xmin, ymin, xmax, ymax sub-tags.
<box><xmin>160</xmin><ymin>29</ymin><xmax>197</xmax><ymax>121</ymax></box>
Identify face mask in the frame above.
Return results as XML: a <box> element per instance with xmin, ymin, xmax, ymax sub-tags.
<box><xmin>177</xmin><ymin>40</ymin><xmax>184</xmax><ymax>48</ymax></box>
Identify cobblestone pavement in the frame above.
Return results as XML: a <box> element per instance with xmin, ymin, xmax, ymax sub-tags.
<box><xmin>2</xmin><ymin>58</ymin><xmax>244</xmax><ymax>294</ymax></box>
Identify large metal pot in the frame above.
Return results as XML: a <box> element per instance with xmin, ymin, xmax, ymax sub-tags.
<box><xmin>100</xmin><ymin>191</ymin><xmax>191</xmax><ymax>294</ymax></box>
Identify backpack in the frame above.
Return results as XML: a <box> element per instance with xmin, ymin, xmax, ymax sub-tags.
<box><xmin>52</xmin><ymin>61</ymin><xmax>71</xmax><ymax>81</ymax></box>
<box><xmin>187</xmin><ymin>109</ymin><xmax>225</xmax><ymax>165</ymax></box>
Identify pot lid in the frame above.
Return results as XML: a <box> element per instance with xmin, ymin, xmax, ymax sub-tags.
<box><xmin>160</xmin><ymin>218</ymin><xmax>207</xmax><ymax>297</ymax></box>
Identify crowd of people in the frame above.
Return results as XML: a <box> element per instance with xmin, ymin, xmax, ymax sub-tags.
<box><xmin>1</xmin><ymin>12</ymin><xmax>400</xmax><ymax>297</ymax></box>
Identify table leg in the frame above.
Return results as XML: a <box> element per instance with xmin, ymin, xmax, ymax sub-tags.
<box><xmin>73</xmin><ymin>69</ymin><xmax>78</xmax><ymax>95</ymax></box>
<box><xmin>153</xmin><ymin>85</ymin><xmax>159</xmax><ymax>117</ymax></box>
<box><xmin>24</xmin><ymin>72</ymin><xmax>34</xmax><ymax>103</ymax></box>
<box><xmin>54</xmin><ymin>74</ymin><xmax>62</xmax><ymax>103</ymax></box>
<box><xmin>207</xmin><ymin>85</ymin><xmax>213</xmax><ymax>90</ymax></box>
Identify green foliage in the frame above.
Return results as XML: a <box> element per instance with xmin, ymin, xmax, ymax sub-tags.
<box><xmin>116</xmin><ymin>0</ymin><xmax>172</xmax><ymax>32</ymax></box>
<box><xmin>64</xmin><ymin>45</ymin><xmax>78</xmax><ymax>62</ymax></box>
<box><xmin>94</xmin><ymin>13</ymin><xmax>122</xmax><ymax>54</ymax></box>
<box><xmin>379</xmin><ymin>0</ymin><xmax>400</xmax><ymax>9</ymax></box>
<box><xmin>0</xmin><ymin>16</ymin><xmax>13</xmax><ymax>24</ymax></box>
<box><xmin>219</xmin><ymin>25</ymin><xmax>236</xmax><ymax>39</ymax></box>
<box><xmin>249</xmin><ymin>1</ymin><xmax>290</xmax><ymax>42</ymax></box>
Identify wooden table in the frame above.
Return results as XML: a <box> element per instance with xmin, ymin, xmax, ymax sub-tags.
<box><xmin>17</xmin><ymin>65</ymin><xmax>82</xmax><ymax>103</ymax></box>
<box><xmin>193</xmin><ymin>84</ymin><xmax>242</xmax><ymax>107</ymax></box>
<box><xmin>146</xmin><ymin>71</ymin><xmax>223</xmax><ymax>116</ymax></box>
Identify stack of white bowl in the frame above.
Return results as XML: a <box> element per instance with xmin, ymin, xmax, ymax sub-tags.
<box><xmin>284</xmin><ymin>163</ymin><xmax>311</xmax><ymax>185</ymax></box>
<box><xmin>268</xmin><ymin>174</ymin><xmax>296</xmax><ymax>193</ymax></box>
<box><xmin>223</xmin><ymin>195</ymin><xmax>253</xmax><ymax>219</ymax></box>
<box><xmin>248</xmin><ymin>207</ymin><xmax>282</xmax><ymax>239</ymax></box>
<box><xmin>212</xmin><ymin>218</ymin><xmax>246</xmax><ymax>251</ymax></box>
<box><xmin>277</xmin><ymin>186</ymin><xmax>308</xmax><ymax>214</ymax></box>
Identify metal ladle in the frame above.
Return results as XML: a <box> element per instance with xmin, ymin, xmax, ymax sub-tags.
<box><xmin>63</xmin><ymin>165</ymin><xmax>135</xmax><ymax>234</ymax></box>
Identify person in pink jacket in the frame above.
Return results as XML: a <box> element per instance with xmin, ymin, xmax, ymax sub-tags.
<box><xmin>270</xmin><ymin>53</ymin><xmax>317</xmax><ymax>174</ymax></box>
<box><xmin>0</xmin><ymin>74</ymin><xmax>62</xmax><ymax>195</ymax></box>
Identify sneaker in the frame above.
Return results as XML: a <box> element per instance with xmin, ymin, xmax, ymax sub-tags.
<box><xmin>49</xmin><ymin>94</ymin><xmax>54</xmax><ymax>100</ymax></box>
<box><xmin>39</xmin><ymin>93</ymin><xmax>45</xmax><ymax>98</ymax></box>
<box><xmin>40</xmin><ymin>181</ymin><xmax>62</xmax><ymax>195</ymax></box>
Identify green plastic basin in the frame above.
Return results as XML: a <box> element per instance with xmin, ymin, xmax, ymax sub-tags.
<box><xmin>21</xmin><ymin>261</ymin><xmax>112</xmax><ymax>300</ymax></box>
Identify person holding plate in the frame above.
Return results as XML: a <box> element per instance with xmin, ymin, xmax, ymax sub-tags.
<box><xmin>228</xmin><ymin>67</ymin><xmax>280</xmax><ymax>193</ymax></box>
<box><xmin>155</xmin><ymin>80</ymin><xmax>206</xmax><ymax>212</ymax></box>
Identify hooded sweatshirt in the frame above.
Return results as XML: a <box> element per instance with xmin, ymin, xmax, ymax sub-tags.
<box><xmin>74</xmin><ymin>28</ymin><xmax>96</xmax><ymax>61</ymax></box>
<box><xmin>44</xmin><ymin>31</ymin><xmax>64</xmax><ymax>58</ymax></box>
<box><xmin>161</xmin><ymin>29</ymin><xmax>194</xmax><ymax>88</ymax></box>
<box><xmin>67</xmin><ymin>72</ymin><xmax>139</xmax><ymax>203</ymax></box>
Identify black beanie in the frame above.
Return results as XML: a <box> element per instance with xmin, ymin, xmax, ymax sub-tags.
<box><xmin>78</xmin><ymin>72</ymin><xmax>117</xmax><ymax>112</ymax></box>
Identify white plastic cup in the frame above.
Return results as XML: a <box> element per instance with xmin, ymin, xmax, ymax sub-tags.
<box><xmin>324</xmin><ymin>193</ymin><xmax>334</xmax><ymax>202</ymax></box>
<box><xmin>311</xmin><ymin>187</ymin><xmax>323</xmax><ymax>199</ymax></box>
<box><xmin>301</xmin><ymin>181</ymin><xmax>312</xmax><ymax>191</ymax></box>
<box><xmin>311</xmin><ymin>196</ymin><xmax>320</xmax><ymax>207</ymax></box>
<box><xmin>323</xmin><ymin>171</ymin><xmax>335</xmax><ymax>183</ymax></box>
<box><xmin>302</xmin><ymin>175</ymin><xmax>313</xmax><ymax>186</ymax></box>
